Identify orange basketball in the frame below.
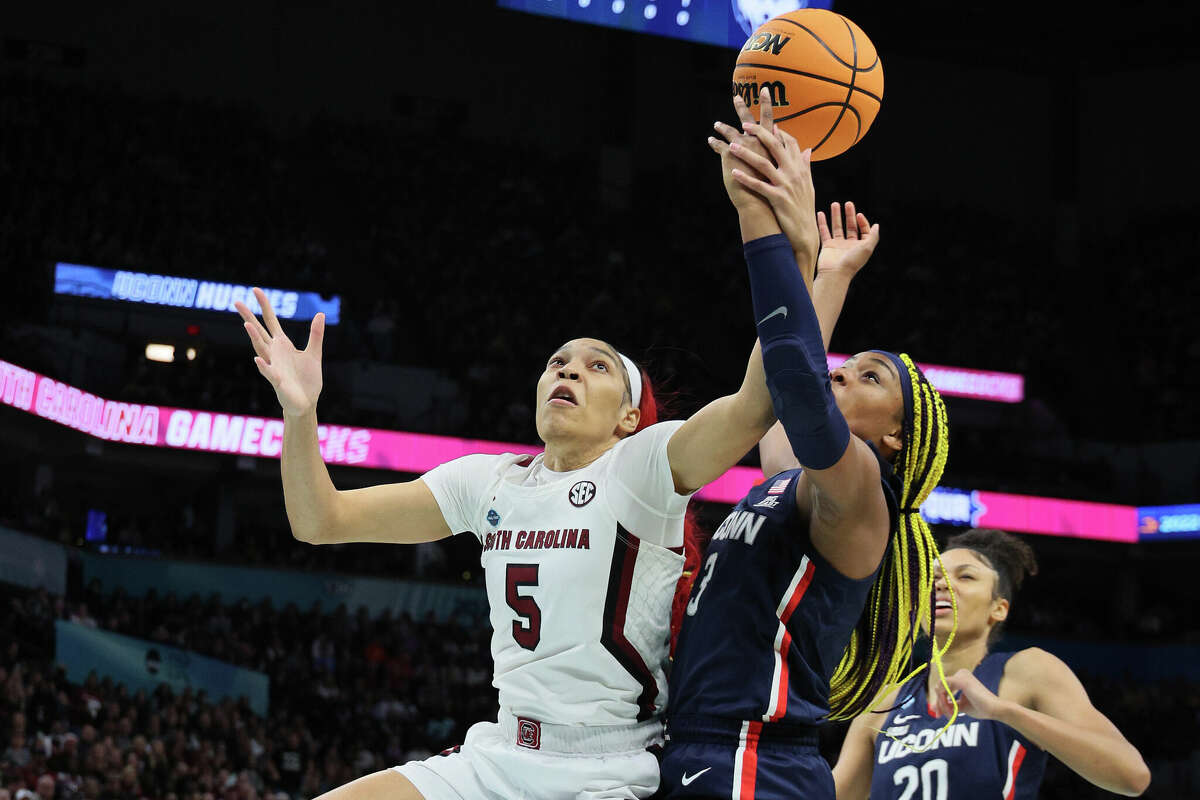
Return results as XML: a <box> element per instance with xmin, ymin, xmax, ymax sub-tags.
<box><xmin>732</xmin><ymin>9</ymin><xmax>883</xmax><ymax>161</ymax></box>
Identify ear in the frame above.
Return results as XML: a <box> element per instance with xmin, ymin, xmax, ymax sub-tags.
<box><xmin>881</xmin><ymin>429</ymin><xmax>903</xmax><ymax>459</ymax></box>
<box><xmin>616</xmin><ymin>406</ymin><xmax>641</xmax><ymax>437</ymax></box>
<box><xmin>989</xmin><ymin>596</ymin><xmax>1009</xmax><ymax>627</ymax></box>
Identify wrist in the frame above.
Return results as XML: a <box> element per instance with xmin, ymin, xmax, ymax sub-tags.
<box><xmin>991</xmin><ymin>698</ymin><xmax>1025</xmax><ymax>726</ymax></box>
<box><xmin>738</xmin><ymin>204</ymin><xmax>781</xmax><ymax>242</ymax></box>
<box><xmin>283</xmin><ymin>405</ymin><xmax>319</xmax><ymax>423</ymax></box>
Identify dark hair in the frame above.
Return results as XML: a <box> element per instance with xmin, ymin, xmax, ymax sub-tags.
<box><xmin>944</xmin><ymin>528</ymin><xmax>1039</xmax><ymax>603</ymax></box>
<box><xmin>828</xmin><ymin>355</ymin><xmax>950</xmax><ymax>720</ymax></box>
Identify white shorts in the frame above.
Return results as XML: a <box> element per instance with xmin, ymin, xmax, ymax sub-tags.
<box><xmin>393</xmin><ymin>712</ymin><xmax>662</xmax><ymax>800</ymax></box>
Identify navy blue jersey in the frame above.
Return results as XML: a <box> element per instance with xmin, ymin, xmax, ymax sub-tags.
<box><xmin>669</xmin><ymin>455</ymin><xmax>900</xmax><ymax>729</ymax></box>
<box><xmin>870</xmin><ymin>652</ymin><xmax>1048</xmax><ymax>800</ymax></box>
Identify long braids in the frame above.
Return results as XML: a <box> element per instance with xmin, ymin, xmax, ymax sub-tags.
<box><xmin>827</xmin><ymin>353</ymin><xmax>953</xmax><ymax>721</ymax></box>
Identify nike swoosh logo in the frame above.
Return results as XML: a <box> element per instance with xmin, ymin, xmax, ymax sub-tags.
<box><xmin>681</xmin><ymin>767</ymin><xmax>711</xmax><ymax>786</ymax></box>
<box><xmin>894</xmin><ymin>714</ymin><xmax>920</xmax><ymax>724</ymax></box>
<box><xmin>756</xmin><ymin>305</ymin><xmax>788</xmax><ymax>326</ymax></box>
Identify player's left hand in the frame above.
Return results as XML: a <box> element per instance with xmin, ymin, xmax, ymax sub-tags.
<box><xmin>932</xmin><ymin>669</ymin><xmax>1006</xmax><ymax>720</ymax></box>
<box><xmin>815</xmin><ymin>201</ymin><xmax>880</xmax><ymax>279</ymax></box>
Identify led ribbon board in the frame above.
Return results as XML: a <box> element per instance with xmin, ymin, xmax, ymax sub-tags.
<box><xmin>54</xmin><ymin>263</ymin><xmax>341</xmax><ymax>325</ymax></box>
<box><xmin>0</xmin><ymin>359</ymin><xmax>1138</xmax><ymax>542</ymax></box>
<box><xmin>1137</xmin><ymin>504</ymin><xmax>1200</xmax><ymax>541</ymax></box>
<box><xmin>825</xmin><ymin>354</ymin><xmax>1024</xmax><ymax>404</ymax></box>
<box><xmin>497</xmin><ymin>0</ymin><xmax>832</xmax><ymax>50</ymax></box>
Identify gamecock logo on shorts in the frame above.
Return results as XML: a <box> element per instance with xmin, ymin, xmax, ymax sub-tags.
<box><xmin>569</xmin><ymin>480</ymin><xmax>596</xmax><ymax>507</ymax></box>
<box><xmin>516</xmin><ymin>717</ymin><xmax>541</xmax><ymax>750</ymax></box>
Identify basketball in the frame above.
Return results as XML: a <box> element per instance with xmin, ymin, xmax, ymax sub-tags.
<box><xmin>732</xmin><ymin>9</ymin><xmax>883</xmax><ymax>161</ymax></box>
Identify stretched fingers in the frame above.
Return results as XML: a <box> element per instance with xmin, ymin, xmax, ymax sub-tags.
<box><xmin>252</xmin><ymin>287</ymin><xmax>283</xmax><ymax>338</ymax></box>
<box><xmin>856</xmin><ymin>211</ymin><xmax>872</xmax><ymax>236</ymax></box>
<box><xmin>817</xmin><ymin>210</ymin><xmax>832</xmax><ymax>243</ymax></box>
<box><xmin>829</xmin><ymin>202</ymin><xmax>844</xmax><ymax>239</ymax></box>
<box><xmin>732</xmin><ymin>94</ymin><xmax>755</xmax><ymax>129</ymax></box>
<box><xmin>243</xmin><ymin>322</ymin><xmax>273</xmax><ymax>362</ymax></box>
<box><xmin>306</xmin><ymin>313</ymin><xmax>325</xmax><ymax>358</ymax></box>
<box><xmin>844</xmin><ymin>202</ymin><xmax>859</xmax><ymax>239</ymax></box>
<box><xmin>730</xmin><ymin>165</ymin><xmax>776</xmax><ymax>199</ymax></box>
<box><xmin>741</xmin><ymin>123</ymin><xmax>789</xmax><ymax>174</ymax></box>
<box><xmin>758</xmin><ymin>86</ymin><xmax>775</xmax><ymax>135</ymax></box>
<box><xmin>728</xmin><ymin>141</ymin><xmax>780</xmax><ymax>183</ymax></box>
<box><xmin>235</xmin><ymin>300</ymin><xmax>271</xmax><ymax>343</ymax></box>
<box><xmin>707</xmin><ymin>135</ymin><xmax>730</xmax><ymax>156</ymax></box>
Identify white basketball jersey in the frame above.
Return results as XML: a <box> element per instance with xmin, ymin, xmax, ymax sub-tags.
<box><xmin>422</xmin><ymin>421</ymin><xmax>690</xmax><ymax>726</ymax></box>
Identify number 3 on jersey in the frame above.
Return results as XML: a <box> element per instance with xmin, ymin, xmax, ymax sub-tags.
<box><xmin>506</xmin><ymin>563</ymin><xmax>541</xmax><ymax>650</ymax></box>
<box><xmin>686</xmin><ymin>553</ymin><xmax>719</xmax><ymax>616</ymax></box>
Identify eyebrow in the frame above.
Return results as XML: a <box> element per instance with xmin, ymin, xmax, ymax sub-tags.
<box><xmin>865</xmin><ymin>355</ymin><xmax>899</xmax><ymax>382</ymax></box>
<box><xmin>551</xmin><ymin>344</ymin><xmax>621</xmax><ymax>365</ymax></box>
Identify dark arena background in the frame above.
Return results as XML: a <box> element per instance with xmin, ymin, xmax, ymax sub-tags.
<box><xmin>2</xmin><ymin>1</ymin><xmax>1199</xmax><ymax>798</ymax></box>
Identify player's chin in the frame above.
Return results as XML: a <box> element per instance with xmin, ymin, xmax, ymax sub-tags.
<box><xmin>535</xmin><ymin>409</ymin><xmax>580</xmax><ymax>439</ymax></box>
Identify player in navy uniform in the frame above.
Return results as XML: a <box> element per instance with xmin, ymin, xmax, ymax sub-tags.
<box><xmin>658</xmin><ymin>92</ymin><xmax>952</xmax><ymax>800</ymax></box>
<box><xmin>834</xmin><ymin>528</ymin><xmax>1150</xmax><ymax>799</ymax></box>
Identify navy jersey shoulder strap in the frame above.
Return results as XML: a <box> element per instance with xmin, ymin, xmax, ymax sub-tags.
<box><xmin>974</xmin><ymin>651</ymin><xmax>1017</xmax><ymax>694</ymax></box>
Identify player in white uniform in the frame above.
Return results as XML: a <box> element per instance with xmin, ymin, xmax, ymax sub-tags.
<box><xmin>235</xmin><ymin>238</ymin><xmax>789</xmax><ymax>798</ymax></box>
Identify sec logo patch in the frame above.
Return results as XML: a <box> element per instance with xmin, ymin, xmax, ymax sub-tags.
<box><xmin>569</xmin><ymin>480</ymin><xmax>596</xmax><ymax>507</ymax></box>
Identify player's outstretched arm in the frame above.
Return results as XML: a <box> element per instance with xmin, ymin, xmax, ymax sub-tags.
<box><xmin>236</xmin><ymin>288</ymin><xmax>451</xmax><ymax>545</ymax></box>
<box><xmin>665</xmin><ymin>119</ymin><xmax>791</xmax><ymax>495</ymax></box>
<box><xmin>930</xmin><ymin>650</ymin><xmax>1151</xmax><ymax>796</ymax></box>
<box><xmin>758</xmin><ymin>201</ymin><xmax>881</xmax><ymax>476</ymax></box>
<box><xmin>723</xmin><ymin>122</ymin><xmax>889</xmax><ymax>560</ymax></box>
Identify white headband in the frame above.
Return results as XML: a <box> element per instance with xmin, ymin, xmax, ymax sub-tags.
<box><xmin>618</xmin><ymin>352</ymin><xmax>642</xmax><ymax>409</ymax></box>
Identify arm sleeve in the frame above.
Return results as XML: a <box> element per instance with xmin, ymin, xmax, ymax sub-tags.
<box><xmin>605</xmin><ymin>420</ymin><xmax>691</xmax><ymax>549</ymax></box>
<box><xmin>420</xmin><ymin>454</ymin><xmax>503</xmax><ymax>542</ymax></box>
<box><xmin>744</xmin><ymin>234</ymin><xmax>851</xmax><ymax>470</ymax></box>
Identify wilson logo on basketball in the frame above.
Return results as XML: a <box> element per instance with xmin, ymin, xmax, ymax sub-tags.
<box><xmin>732</xmin><ymin>80</ymin><xmax>789</xmax><ymax>109</ymax></box>
<box><xmin>741</xmin><ymin>32</ymin><xmax>791</xmax><ymax>55</ymax></box>
<box><xmin>569</xmin><ymin>480</ymin><xmax>596</xmax><ymax>507</ymax></box>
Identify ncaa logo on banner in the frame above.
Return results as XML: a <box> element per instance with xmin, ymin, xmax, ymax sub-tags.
<box><xmin>569</xmin><ymin>480</ymin><xmax>596</xmax><ymax>508</ymax></box>
<box><xmin>516</xmin><ymin>717</ymin><xmax>541</xmax><ymax>749</ymax></box>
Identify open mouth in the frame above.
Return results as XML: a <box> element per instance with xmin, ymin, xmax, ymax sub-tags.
<box><xmin>934</xmin><ymin>599</ymin><xmax>954</xmax><ymax>614</ymax></box>
<box><xmin>547</xmin><ymin>385</ymin><xmax>578</xmax><ymax>407</ymax></box>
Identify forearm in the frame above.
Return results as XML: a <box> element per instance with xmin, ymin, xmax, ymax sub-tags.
<box><xmin>995</xmin><ymin>702</ymin><xmax>1150</xmax><ymax>796</ymax></box>
<box><xmin>760</xmin><ymin>269</ymin><xmax>854</xmax><ymax>475</ymax></box>
<box><xmin>745</xmin><ymin>234</ymin><xmax>849</xmax><ymax>470</ymax></box>
<box><xmin>813</xmin><ymin>270</ymin><xmax>853</xmax><ymax>352</ymax></box>
<box><xmin>280</xmin><ymin>410</ymin><xmax>341</xmax><ymax>543</ymax></box>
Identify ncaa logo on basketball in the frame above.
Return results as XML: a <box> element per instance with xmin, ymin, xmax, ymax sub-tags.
<box><xmin>516</xmin><ymin>717</ymin><xmax>541</xmax><ymax>750</ymax></box>
<box><xmin>569</xmin><ymin>480</ymin><xmax>596</xmax><ymax>507</ymax></box>
<box><xmin>741</xmin><ymin>32</ymin><xmax>791</xmax><ymax>55</ymax></box>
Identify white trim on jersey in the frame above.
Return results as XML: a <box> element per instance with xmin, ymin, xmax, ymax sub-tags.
<box><xmin>1002</xmin><ymin>739</ymin><xmax>1027</xmax><ymax>800</ymax></box>
<box><xmin>762</xmin><ymin>555</ymin><xmax>815</xmax><ymax>722</ymax></box>
<box><xmin>732</xmin><ymin>721</ymin><xmax>749</xmax><ymax>800</ymax></box>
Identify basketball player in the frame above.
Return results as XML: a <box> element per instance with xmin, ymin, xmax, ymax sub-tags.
<box><xmin>833</xmin><ymin>528</ymin><xmax>1151</xmax><ymax>799</ymax></box>
<box><xmin>657</xmin><ymin>92</ymin><xmax>951</xmax><ymax>800</ymax></box>
<box><xmin>233</xmin><ymin>158</ymin><xmax>796</xmax><ymax>800</ymax></box>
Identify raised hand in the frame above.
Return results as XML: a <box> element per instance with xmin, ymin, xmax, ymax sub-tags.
<box><xmin>723</xmin><ymin>88</ymin><xmax>820</xmax><ymax>270</ymax></box>
<box><xmin>235</xmin><ymin>288</ymin><xmax>325</xmax><ymax>418</ymax></box>
<box><xmin>816</xmin><ymin>201</ymin><xmax>880</xmax><ymax>279</ymax></box>
<box><xmin>708</xmin><ymin>116</ymin><xmax>771</xmax><ymax>214</ymax></box>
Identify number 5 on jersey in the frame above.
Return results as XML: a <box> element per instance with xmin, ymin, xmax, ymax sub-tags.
<box><xmin>506</xmin><ymin>563</ymin><xmax>541</xmax><ymax>650</ymax></box>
